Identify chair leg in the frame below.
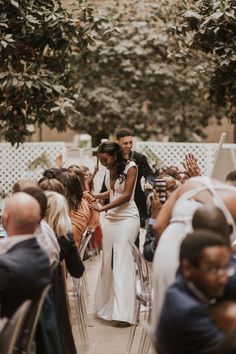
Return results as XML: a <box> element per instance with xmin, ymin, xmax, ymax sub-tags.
<box><xmin>139</xmin><ymin>327</ymin><xmax>153</xmax><ymax>354</ymax></box>
<box><xmin>143</xmin><ymin>335</ymin><xmax>151</xmax><ymax>354</ymax></box>
<box><xmin>82</xmin><ymin>272</ymin><xmax>90</xmax><ymax>299</ymax></box>
<box><xmin>141</xmin><ymin>310</ymin><xmax>154</xmax><ymax>354</ymax></box>
<box><xmin>73</xmin><ymin>293</ymin><xmax>90</xmax><ymax>351</ymax></box>
<box><xmin>137</xmin><ymin>304</ymin><xmax>152</xmax><ymax>354</ymax></box>
<box><xmin>79</xmin><ymin>290</ymin><xmax>91</xmax><ymax>328</ymax></box>
<box><xmin>77</xmin><ymin>296</ymin><xmax>90</xmax><ymax>348</ymax></box>
<box><xmin>125</xmin><ymin>300</ymin><xmax>141</xmax><ymax>354</ymax></box>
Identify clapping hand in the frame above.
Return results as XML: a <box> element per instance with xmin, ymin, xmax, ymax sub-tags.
<box><xmin>183</xmin><ymin>153</ymin><xmax>201</xmax><ymax>177</ymax></box>
<box><xmin>55</xmin><ymin>153</ymin><xmax>63</xmax><ymax>168</ymax></box>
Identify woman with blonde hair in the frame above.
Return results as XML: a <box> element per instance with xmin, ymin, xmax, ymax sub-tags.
<box><xmin>44</xmin><ymin>190</ymin><xmax>84</xmax><ymax>277</ymax></box>
<box><xmin>44</xmin><ymin>191</ymin><xmax>84</xmax><ymax>354</ymax></box>
<box><xmin>38</xmin><ymin>177</ymin><xmax>66</xmax><ymax>196</ymax></box>
<box><xmin>45</xmin><ymin>191</ymin><xmax>71</xmax><ymax>234</ymax></box>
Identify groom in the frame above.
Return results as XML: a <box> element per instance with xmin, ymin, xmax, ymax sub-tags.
<box><xmin>115</xmin><ymin>128</ymin><xmax>155</xmax><ymax>230</ymax></box>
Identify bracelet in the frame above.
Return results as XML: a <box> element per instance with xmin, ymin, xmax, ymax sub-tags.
<box><xmin>148</xmin><ymin>218</ymin><xmax>156</xmax><ymax>225</ymax></box>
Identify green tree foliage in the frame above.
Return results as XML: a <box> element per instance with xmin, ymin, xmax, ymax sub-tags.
<box><xmin>71</xmin><ymin>0</ymin><xmax>217</xmax><ymax>143</ymax></box>
<box><xmin>177</xmin><ymin>0</ymin><xmax>236</xmax><ymax>123</ymax></box>
<box><xmin>0</xmin><ymin>0</ymin><xmax>92</xmax><ymax>144</ymax></box>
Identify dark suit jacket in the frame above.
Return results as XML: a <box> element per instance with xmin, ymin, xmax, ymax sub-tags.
<box><xmin>130</xmin><ymin>151</ymin><xmax>155</xmax><ymax>220</ymax></box>
<box><xmin>143</xmin><ymin>223</ymin><xmax>157</xmax><ymax>262</ymax></box>
<box><xmin>58</xmin><ymin>233</ymin><xmax>85</xmax><ymax>278</ymax></box>
<box><xmin>156</xmin><ymin>274</ymin><xmax>223</xmax><ymax>354</ymax></box>
<box><xmin>223</xmin><ymin>255</ymin><xmax>236</xmax><ymax>300</ymax></box>
<box><xmin>36</xmin><ymin>231</ymin><xmax>85</xmax><ymax>354</ymax></box>
<box><xmin>51</xmin><ymin>263</ymin><xmax>77</xmax><ymax>354</ymax></box>
<box><xmin>0</xmin><ymin>237</ymin><xmax>51</xmax><ymax>318</ymax></box>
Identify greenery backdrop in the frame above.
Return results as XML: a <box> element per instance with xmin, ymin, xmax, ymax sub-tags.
<box><xmin>0</xmin><ymin>0</ymin><xmax>234</xmax><ymax>145</ymax></box>
<box><xmin>71</xmin><ymin>0</ymin><xmax>220</xmax><ymax>144</ymax></box>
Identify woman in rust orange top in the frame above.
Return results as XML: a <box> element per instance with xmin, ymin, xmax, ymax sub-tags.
<box><xmin>57</xmin><ymin>171</ymin><xmax>93</xmax><ymax>246</ymax></box>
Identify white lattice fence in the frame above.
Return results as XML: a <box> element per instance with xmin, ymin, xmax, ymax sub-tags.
<box><xmin>0</xmin><ymin>142</ymin><xmax>66</xmax><ymax>196</ymax></box>
<box><xmin>1</xmin><ymin>141</ymin><xmax>236</xmax><ymax>197</ymax></box>
<box><xmin>135</xmin><ymin>141</ymin><xmax>236</xmax><ymax>176</ymax></box>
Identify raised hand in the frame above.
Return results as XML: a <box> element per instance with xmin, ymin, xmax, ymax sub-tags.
<box><xmin>150</xmin><ymin>190</ymin><xmax>162</xmax><ymax>218</ymax></box>
<box><xmin>55</xmin><ymin>153</ymin><xmax>63</xmax><ymax>168</ymax></box>
<box><xmin>183</xmin><ymin>153</ymin><xmax>201</xmax><ymax>177</ymax></box>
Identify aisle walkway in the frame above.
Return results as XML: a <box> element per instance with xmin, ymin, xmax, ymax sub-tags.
<box><xmin>81</xmin><ymin>253</ymin><xmax>142</xmax><ymax>354</ymax></box>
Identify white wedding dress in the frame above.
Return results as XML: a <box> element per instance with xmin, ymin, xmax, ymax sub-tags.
<box><xmin>95</xmin><ymin>161</ymin><xmax>140</xmax><ymax>324</ymax></box>
<box><xmin>152</xmin><ymin>176</ymin><xmax>236</xmax><ymax>329</ymax></box>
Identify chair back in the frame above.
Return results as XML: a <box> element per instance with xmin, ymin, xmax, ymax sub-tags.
<box><xmin>20</xmin><ymin>285</ymin><xmax>51</xmax><ymax>353</ymax></box>
<box><xmin>60</xmin><ymin>260</ymin><xmax>73</xmax><ymax>325</ymax></box>
<box><xmin>0</xmin><ymin>300</ymin><xmax>32</xmax><ymax>354</ymax></box>
<box><xmin>129</xmin><ymin>241</ymin><xmax>152</xmax><ymax>297</ymax></box>
<box><xmin>78</xmin><ymin>230</ymin><xmax>93</xmax><ymax>260</ymax></box>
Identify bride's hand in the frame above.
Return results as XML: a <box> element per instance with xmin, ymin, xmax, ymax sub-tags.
<box><xmin>83</xmin><ymin>191</ymin><xmax>96</xmax><ymax>201</ymax></box>
<box><xmin>89</xmin><ymin>201</ymin><xmax>102</xmax><ymax>212</ymax></box>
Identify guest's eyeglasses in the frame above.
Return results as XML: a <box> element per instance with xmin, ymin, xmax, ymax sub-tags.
<box><xmin>197</xmin><ymin>264</ymin><xmax>235</xmax><ymax>277</ymax></box>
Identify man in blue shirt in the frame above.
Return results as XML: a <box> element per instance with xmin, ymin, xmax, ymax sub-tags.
<box><xmin>156</xmin><ymin>229</ymin><xmax>234</xmax><ymax>354</ymax></box>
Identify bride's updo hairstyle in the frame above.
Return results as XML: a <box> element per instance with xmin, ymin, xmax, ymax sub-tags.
<box><xmin>98</xmin><ymin>141</ymin><xmax>128</xmax><ymax>182</ymax></box>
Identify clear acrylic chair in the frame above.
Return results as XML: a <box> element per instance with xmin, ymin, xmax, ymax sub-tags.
<box><xmin>68</xmin><ymin>230</ymin><xmax>94</xmax><ymax>353</ymax></box>
<box><xmin>0</xmin><ymin>300</ymin><xmax>32</xmax><ymax>354</ymax></box>
<box><xmin>125</xmin><ymin>241</ymin><xmax>153</xmax><ymax>354</ymax></box>
<box><xmin>19</xmin><ymin>285</ymin><xmax>51</xmax><ymax>354</ymax></box>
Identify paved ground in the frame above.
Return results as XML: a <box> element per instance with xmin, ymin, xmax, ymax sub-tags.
<box><xmin>71</xmin><ymin>229</ymin><xmax>150</xmax><ymax>354</ymax></box>
<box><xmin>77</xmin><ymin>254</ymin><xmax>142</xmax><ymax>354</ymax></box>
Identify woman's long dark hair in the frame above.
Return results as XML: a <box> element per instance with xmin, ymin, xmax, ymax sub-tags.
<box><xmin>56</xmin><ymin>171</ymin><xmax>83</xmax><ymax>211</ymax></box>
<box><xmin>43</xmin><ymin>167</ymin><xmax>68</xmax><ymax>179</ymax></box>
<box><xmin>98</xmin><ymin>141</ymin><xmax>127</xmax><ymax>182</ymax></box>
<box><xmin>68</xmin><ymin>165</ymin><xmax>86</xmax><ymax>191</ymax></box>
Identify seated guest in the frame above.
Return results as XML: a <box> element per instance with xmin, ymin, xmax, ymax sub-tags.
<box><xmin>44</xmin><ymin>190</ymin><xmax>84</xmax><ymax>354</ymax></box>
<box><xmin>156</xmin><ymin>229</ymin><xmax>233</xmax><ymax>354</ymax></box>
<box><xmin>0</xmin><ymin>192</ymin><xmax>51</xmax><ymax>318</ymax></box>
<box><xmin>43</xmin><ymin>167</ymin><xmax>68</xmax><ymax>179</ymax></box>
<box><xmin>26</xmin><ymin>187</ymin><xmax>61</xmax><ymax>265</ymax></box>
<box><xmin>191</xmin><ymin>205</ymin><xmax>236</xmax><ymax>301</ymax></box>
<box><xmin>68</xmin><ymin>165</ymin><xmax>87</xmax><ymax>190</ymax></box>
<box><xmin>192</xmin><ymin>205</ymin><xmax>233</xmax><ymax>240</ymax></box>
<box><xmin>68</xmin><ymin>165</ymin><xmax>100</xmax><ymax>230</ymax></box>
<box><xmin>44</xmin><ymin>191</ymin><xmax>85</xmax><ymax>278</ymax></box>
<box><xmin>79</xmin><ymin>165</ymin><xmax>98</xmax><ymax>192</ymax></box>
<box><xmin>68</xmin><ymin>164</ymin><xmax>101</xmax><ymax>252</ymax></box>
<box><xmin>226</xmin><ymin>171</ymin><xmax>236</xmax><ymax>187</ymax></box>
<box><xmin>11</xmin><ymin>180</ymin><xmax>60</xmax><ymax>265</ymax></box>
<box><xmin>21</xmin><ymin>188</ymin><xmax>62</xmax><ymax>354</ymax></box>
<box><xmin>57</xmin><ymin>171</ymin><xmax>93</xmax><ymax>246</ymax></box>
<box><xmin>38</xmin><ymin>177</ymin><xmax>66</xmax><ymax>196</ymax></box>
<box><xmin>11</xmin><ymin>178</ymin><xmax>38</xmax><ymax>193</ymax></box>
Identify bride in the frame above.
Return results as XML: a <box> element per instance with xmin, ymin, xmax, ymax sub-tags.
<box><xmin>90</xmin><ymin>141</ymin><xmax>140</xmax><ymax>324</ymax></box>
